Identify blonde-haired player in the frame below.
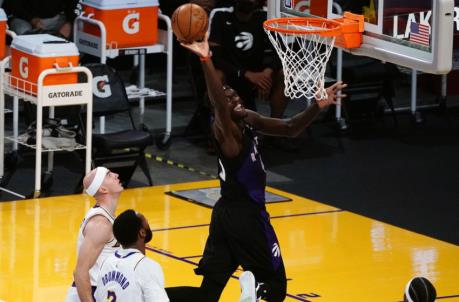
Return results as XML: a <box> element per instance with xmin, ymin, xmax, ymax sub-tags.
<box><xmin>65</xmin><ymin>167</ymin><xmax>123</xmax><ymax>302</ymax></box>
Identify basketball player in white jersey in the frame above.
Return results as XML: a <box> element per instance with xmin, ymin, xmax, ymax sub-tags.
<box><xmin>94</xmin><ymin>209</ymin><xmax>170</xmax><ymax>302</ymax></box>
<box><xmin>65</xmin><ymin>166</ymin><xmax>124</xmax><ymax>302</ymax></box>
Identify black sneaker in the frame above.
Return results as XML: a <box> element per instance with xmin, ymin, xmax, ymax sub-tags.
<box><xmin>404</xmin><ymin>277</ymin><xmax>436</xmax><ymax>302</ymax></box>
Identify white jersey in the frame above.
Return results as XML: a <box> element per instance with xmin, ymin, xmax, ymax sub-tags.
<box><xmin>65</xmin><ymin>205</ymin><xmax>119</xmax><ymax>302</ymax></box>
<box><xmin>94</xmin><ymin>248</ymin><xmax>170</xmax><ymax>302</ymax></box>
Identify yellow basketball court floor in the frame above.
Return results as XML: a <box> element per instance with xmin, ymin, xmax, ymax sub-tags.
<box><xmin>1</xmin><ymin>180</ymin><xmax>458</xmax><ymax>301</ymax></box>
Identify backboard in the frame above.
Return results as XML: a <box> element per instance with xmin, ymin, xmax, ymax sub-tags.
<box><xmin>267</xmin><ymin>0</ymin><xmax>455</xmax><ymax>74</ymax></box>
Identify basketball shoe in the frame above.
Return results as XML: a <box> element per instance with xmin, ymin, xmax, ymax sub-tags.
<box><xmin>239</xmin><ymin>271</ymin><xmax>257</xmax><ymax>302</ymax></box>
<box><xmin>404</xmin><ymin>277</ymin><xmax>436</xmax><ymax>302</ymax></box>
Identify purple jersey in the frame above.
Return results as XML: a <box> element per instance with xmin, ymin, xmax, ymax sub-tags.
<box><xmin>216</xmin><ymin>125</ymin><xmax>266</xmax><ymax>205</ymax></box>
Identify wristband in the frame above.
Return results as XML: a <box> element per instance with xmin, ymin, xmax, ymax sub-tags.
<box><xmin>200</xmin><ymin>51</ymin><xmax>212</xmax><ymax>62</ymax></box>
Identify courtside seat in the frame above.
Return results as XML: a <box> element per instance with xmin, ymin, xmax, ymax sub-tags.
<box><xmin>93</xmin><ymin>130</ymin><xmax>153</xmax><ymax>154</ymax></box>
<box><xmin>83</xmin><ymin>63</ymin><xmax>154</xmax><ymax>187</ymax></box>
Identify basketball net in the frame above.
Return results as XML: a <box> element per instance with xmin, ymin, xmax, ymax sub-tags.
<box><xmin>264</xmin><ymin>19</ymin><xmax>337</xmax><ymax>102</ymax></box>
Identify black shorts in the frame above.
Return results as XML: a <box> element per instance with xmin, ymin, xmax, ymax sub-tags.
<box><xmin>195</xmin><ymin>198</ymin><xmax>286</xmax><ymax>289</ymax></box>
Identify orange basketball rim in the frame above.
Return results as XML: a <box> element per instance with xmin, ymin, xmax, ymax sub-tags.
<box><xmin>263</xmin><ymin>12</ymin><xmax>364</xmax><ymax>100</ymax></box>
<box><xmin>263</xmin><ymin>12</ymin><xmax>364</xmax><ymax>49</ymax></box>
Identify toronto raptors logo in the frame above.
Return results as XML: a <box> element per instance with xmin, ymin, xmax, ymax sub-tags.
<box><xmin>272</xmin><ymin>243</ymin><xmax>281</xmax><ymax>258</ymax></box>
<box><xmin>234</xmin><ymin>32</ymin><xmax>254</xmax><ymax>51</ymax></box>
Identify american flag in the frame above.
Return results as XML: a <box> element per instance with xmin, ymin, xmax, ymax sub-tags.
<box><xmin>409</xmin><ymin>22</ymin><xmax>430</xmax><ymax>46</ymax></box>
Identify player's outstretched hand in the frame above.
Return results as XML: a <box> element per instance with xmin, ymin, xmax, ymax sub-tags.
<box><xmin>316</xmin><ymin>81</ymin><xmax>347</xmax><ymax>109</ymax></box>
<box><xmin>180</xmin><ymin>32</ymin><xmax>210</xmax><ymax>59</ymax></box>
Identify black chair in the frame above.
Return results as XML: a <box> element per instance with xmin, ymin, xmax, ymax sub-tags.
<box><xmin>82</xmin><ymin>63</ymin><xmax>154</xmax><ymax>187</ymax></box>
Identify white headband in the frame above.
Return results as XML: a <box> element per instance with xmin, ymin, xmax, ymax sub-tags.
<box><xmin>86</xmin><ymin>167</ymin><xmax>109</xmax><ymax>196</ymax></box>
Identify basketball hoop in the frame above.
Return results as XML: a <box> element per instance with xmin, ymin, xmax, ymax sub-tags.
<box><xmin>264</xmin><ymin>13</ymin><xmax>363</xmax><ymax>101</ymax></box>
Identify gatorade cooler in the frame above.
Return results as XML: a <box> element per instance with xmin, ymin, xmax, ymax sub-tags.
<box><xmin>11</xmin><ymin>34</ymin><xmax>80</xmax><ymax>93</ymax></box>
<box><xmin>81</xmin><ymin>0</ymin><xmax>159</xmax><ymax>48</ymax></box>
<box><xmin>0</xmin><ymin>9</ymin><xmax>7</xmax><ymax>59</ymax></box>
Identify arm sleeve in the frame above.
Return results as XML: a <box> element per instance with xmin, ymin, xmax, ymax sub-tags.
<box><xmin>137</xmin><ymin>259</ymin><xmax>170</xmax><ymax>302</ymax></box>
<box><xmin>209</xmin><ymin>11</ymin><xmax>242</xmax><ymax>80</ymax></box>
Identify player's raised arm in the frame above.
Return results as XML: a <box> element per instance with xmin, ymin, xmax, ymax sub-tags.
<box><xmin>180</xmin><ymin>34</ymin><xmax>229</xmax><ymax>112</ymax></box>
<box><xmin>244</xmin><ymin>81</ymin><xmax>347</xmax><ymax>137</ymax></box>
<box><xmin>181</xmin><ymin>34</ymin><xmax>243</xmax><ymax>158</ymax></box>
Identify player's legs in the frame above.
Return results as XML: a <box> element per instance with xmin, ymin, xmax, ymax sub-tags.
<box><xmin>239</xmin><ymin>267</ymin><xmax>287</xmax><ymax>302</ymax></box>
<box><xmin>251</xmin><ymin>261</ymin><xmax>287</xmax><ymax>302</ymax></box>
<box><xmin>166</xmin><ymin>274</ymin><xmax>229</xmax><ymax>302</ymax></box>
<box><xmin>166</xmin><ymin>270</ymin><xmax>245</xmax><ymax>302</ymax></box>
<box><xmin>220</xmin><ymin>201</ymin><xmax>287</xmax><ymax>302</ymax></box>
<box><xmin>192</xmin><ymin>199</ymin><xmax>239</xmax><ymax>301</ymax></box>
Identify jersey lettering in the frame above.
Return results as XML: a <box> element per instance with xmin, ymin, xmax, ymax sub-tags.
<box><xmin>101</xmin><ymin>270</ymin><xmax>130</xmax><ymax>289</ymax></box>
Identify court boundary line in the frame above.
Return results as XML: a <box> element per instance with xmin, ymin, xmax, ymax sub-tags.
<box><xmin>182</xmin><ymin>255</ymin><xmax>203</xmax><ymax>259</ymax></box>
<box><xmin>151</xmin><ymin>209</ymin><xmax>344</xmax><ymax>232</ymax></box>
<box><xmin>435</xmin><ymin>294</ymin><xmax>459</xmax><ymax>300</ymax></box>
<box><xmin>397</xmin><ymin>294</ymin><xmax>459</xmax><ymax>301</ymax></box>
<box><xmin>148</xmin><ymin>245</ymin><xmax>459</xmax><ymax>301</ymax></box>
<box><xmin>166</xmin><ymin>190</ymin><xmax>292</xmax><ymax>209</ymax></box>
<box><xmin>146</xmin><ymin>246</ymin><xmax>319</xmax><ymax>302</ymax></box>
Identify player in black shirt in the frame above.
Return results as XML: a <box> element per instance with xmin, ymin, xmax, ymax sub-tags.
<box><xmin>209</xmin><ymin>0</ymin><xmax>286</xmax><ymax>118</ymax></box>
<box><xmin>166</xmin><ymin>33</ymin><xmax>346</xmax><ymax>302</ymax></box>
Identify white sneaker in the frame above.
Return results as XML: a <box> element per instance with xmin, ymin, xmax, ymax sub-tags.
<box><xmin>239</xmin><ymin>271</ymin><xmax>256</xmax><ymax>302</ymax></box>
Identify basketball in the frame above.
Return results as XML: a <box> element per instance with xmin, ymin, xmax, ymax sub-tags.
<box><xmin>172</xmin><ymin>3</ymin><xmax>208</xmax><ymax>44</ymax></box>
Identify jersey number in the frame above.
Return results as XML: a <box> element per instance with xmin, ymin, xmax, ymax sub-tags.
<box><xmin>106</xmin><ymin>290</ymin><xmax>117</xmax><ymax>302</ymax></box>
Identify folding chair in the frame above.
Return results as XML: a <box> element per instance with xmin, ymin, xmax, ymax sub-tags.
<box><xmin>83</xmin><ymin>63</ymin><xmax>154</xmax><ymax>187</ymax></box>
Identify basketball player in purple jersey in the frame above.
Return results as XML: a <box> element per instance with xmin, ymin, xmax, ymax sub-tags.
<box><xmin>166</xmin><ymin>35</ymin><xmax>346</xmax><ymax>302</ymax></box>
